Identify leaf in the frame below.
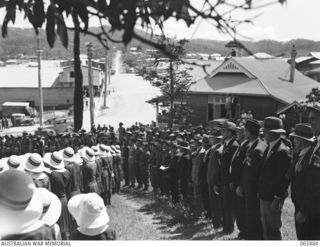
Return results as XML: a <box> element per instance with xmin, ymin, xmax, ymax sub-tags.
<box><xmin>0</xmin><ymin>0</ymin><xmax>7</xmax><ymax>8</ymax></box>
<box><xmin>33</xmin><ymin>0</ymin><xmax>45</xmax><ymax>28</ymax></box>
<box><xmin>57</xmin><ymin>17</ymin><xmax>68</xmax><ymax>48</ymax></box>
<box><xmin>46</xmin><ymin>3</ymin><xmax>56</xmax><ymax>48</ymax></box>
<box><xmin>77</xmin><ymin>5</ymin><xmax>88</xmax><ymax>31</ymax></box>
<box><xmin>5</xmin><ymin>1</ymin><xmax>16</xmax><ymax>24</ymax></box>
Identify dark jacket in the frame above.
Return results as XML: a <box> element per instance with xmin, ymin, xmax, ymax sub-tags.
<box><xmin>220</xmin><ymin>138</ymin><xmax>239</xmax><ymax>185</ymax></box>
<box><xmin>259</xmin><ymin>139</ymin><xmax>292</xmax><ymax>201</ymax></box>
<box><xmin>242</xmin><ymin>138</ymin><xmax>267</xmax><ymax>194</ymax></box>
<box><xmin>291</xmin><ymin>144</ymin><xmax>320</xmax><ymax>216</ymax></box>
<box><xmin>230</xmin><ymin>140</ymin><xmax>249</xmax><ymax>187</ymax></box>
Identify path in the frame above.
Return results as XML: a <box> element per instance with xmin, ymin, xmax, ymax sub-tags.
<box><xmin>107</xmin><ymin>188</ymin><xmax>296</xmax><ymax>240</ymax></box>
<box><xmin>83</xmin><ymin>73</ymin><xmax>160</xmax><ymax>130</ymax></box>
<box><xmin>106</xmin><ymin>188</ymin><xmax>237</xmax><ymax>240</ymax></box>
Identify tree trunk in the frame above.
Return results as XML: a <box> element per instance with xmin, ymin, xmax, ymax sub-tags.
<box><xmin>72</xmin><ymin>10</ymin><xmax>83</xmax><ymax>132</ymax></box>
<box><xmin>169</xmin><ymin>59</ymin><xmax>174</xmax><ymax>128</ymax></box>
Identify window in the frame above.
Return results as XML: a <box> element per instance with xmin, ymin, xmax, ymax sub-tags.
<box><xmin>208</xmin><ymin>95</ymin><xmax>227</xmax><ymax>120</ymax></box>
<box><xmin>70</xmin><ymin>71</ymin><xmax>75</xmax><ymax>78</ymax></box>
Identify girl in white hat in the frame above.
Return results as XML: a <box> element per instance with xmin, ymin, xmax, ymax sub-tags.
<box><xmin>61</xmin><ymin>147</ymin><xmax>82</xmax><ymax>197</ymax></box>
<box><xmin>0</xmin><ymin>170</ymin><xmax>56</xmax><ymax>240</ymax></box>
<box><xmin>81</xmin><ymin>147</ymin><xmax>100</xmax><ymax>194</ymax></box>
<box><xmin>46</xmin><ymin>151</ymin><xmax>72</xmax><ymax>240</ymax></box>
<box><xmin>24</xmin><ymin>153</ymin><xmax>51</xmax><ymax>190</ymax></box>
<box><xmin>37</xmin><ymin>188</ymin><xmax>62</xmax><ymax>240</ymax></box>
<box><xmin>68</xmin><ymin>193</ymin><xmax>116</xmax><ymax>240</ymax></box>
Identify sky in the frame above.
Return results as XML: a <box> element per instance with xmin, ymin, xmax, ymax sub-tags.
<box><xmin>0</xmin><ymin>0</ymin><xmax>319</xmax><ymax>42</ymax></box>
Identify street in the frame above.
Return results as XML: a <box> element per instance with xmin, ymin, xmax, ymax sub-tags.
<box><xmin>83</xmin><ymin>73</ymin><xmax>160</xmax><ymax>130</ymax></box>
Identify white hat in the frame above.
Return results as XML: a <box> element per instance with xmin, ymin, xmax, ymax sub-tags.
<box><xmin>80</xmin><ymin>147</ymin><xmax>96</xmax><ymax>162</ymax></box>
<box><xmin>61</xmin><ymin>147</ymin><xmax>76</xmax><ymax>162</ymax></box>
<box><xmin>0</xmin><ymin>170</ymin><xmax>44</xmax><ymax>236</ymax></box>
<box><xmin>68</xmin><ymin>193</ymin><xmax>109</xmax><ymax>236</ymax></box>
<box><xmin>24</xmin><ymin>153</ymin><xmax>44</xmax><ymax>174</ymax></box>
<box><xmin>91</xmin><ymin>146</ymin><xmax>99</xmax><ymax>156</ymax></box>
<box><xmin>43</xmin><ymin>152</ymin><xmax>66</xmax><ymax>172</ymax></box>
<box><xmin>97</xmin><ymin>144</ymin><xmax>108</xmax><ymax>157</ymax></box>
<box><xmin>7</xmin><ymin>155</ymin><xmax>23</xmax><ymax>171</ymax></box>
<box><xmin>37</xmin><ymin>188</ymin><xmax>62</xmax><ymax>227</ymax></box>
<box><xmin>42</xmin><ymin>153</ymin><xmax>53</xmax><ymax>174</ymax></box>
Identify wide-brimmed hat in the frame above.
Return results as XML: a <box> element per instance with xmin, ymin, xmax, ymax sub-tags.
<box><xmin>37</xmin><ymin>188</ymin><xmax>61</xmax><ymax>227</ymax></box>
<box><xmin>23</xmin><ymin>153</ymin><xmax>44</xmax><ymax>174</ymax></box>
<box><xmin>210</xmin><ymin>129</ymin><xmax>223</xmax><ymax>139</ymax></box>
<box><xmin>91</xmin><ymin>146</ymin><xmax>100</xmax><ymax>156</ymax></box>
<box><xmin>68</xmin><ymin>193</ymin><xmax>109</xmax><ymax>234</ymax></box>
<box><xmin>245</xmin><ymin>119</ymin><xmax>261</xmax><ymax>136</ymax></box>
<box><xmin>7</xmin><ymin>155</ymin><xmax>23</xmax><ymax>171</ymax></box>
<box><xmin>290</xmin><ymin>123</ymin><xmax>315</xmax><ymax>142</ymax></box>
<box><xmin>42</xmin><ymin>153</ymin><xmax>53</xmax><ymax>174</ymax></box>
<box><xmin>61</xmin><ymin>147</ymin><xmax>76</xmax><ymax>162</ymax></box>
<box><xmin>43</xmin><ymin>152</ymin><xmax>66</xmax><ymax>171</ymax></box>
<box><xmin>0</xmin><ymin>170</ymin><xmax>43</xmax><ymax>236</ymax></box>
<box><xmin>98</xmin><ymin>144</ymin><xmax>108</xmax><ymax>157</ymax></box>
<box><xmin>261</xmin><ymin>116</ymin><xmax>285</xmax><ymax>134</ymax></box>
<box><xmin>80</xmin><ymin>147</ymin><xmax>96</xmax><ymax>162</ymax></box>
<box><xmin>177</xmin><ymin>140</ymin><xmax>190</xmax><ymax>150</ymax></box>
<box><xmin>222</xmin><ymin>121</ymin><xmax>237</xmax><ymax>133</ymax></box>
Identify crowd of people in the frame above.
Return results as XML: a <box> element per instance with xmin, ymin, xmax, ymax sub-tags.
<box><xmin>1</xmin><ymin>104</ymin><xmax>320</xmax><ymax>241</ymax></box>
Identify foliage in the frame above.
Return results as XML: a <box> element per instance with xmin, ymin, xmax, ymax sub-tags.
<box><xmin>145</xmin><ymin>36</ymin><xmax>194</xmax><ymax>126</ymax></box>
<box><xmin>0</xmin><ymin>0</ymin><xmax>287</xmax><ymax>56</ymax></box>
<box><xmin>306</xmin><ymin>87</ymin><xmax>320</xmax><ymax>103</ymax></box>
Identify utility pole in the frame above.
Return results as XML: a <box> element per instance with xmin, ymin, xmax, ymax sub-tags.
<box><xmin>86</xmin><ymin>42</ymin><xmax>95</xmax><ymax>128</ymax></box>
<box><xmin>103</xmin><ymin>51</ymin><xmax>108</xmax><ymax>108</ymax></box>
<box><xmin>37</xmin><ymin>34</ymin><xmax>44</xmax><ymax>127</ymax></box>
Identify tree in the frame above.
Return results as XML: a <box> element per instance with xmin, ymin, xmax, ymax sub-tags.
<box><xmin>0</xmin><ymin>0</ymin><xmax>286</xmax><ymax>129</ymax></box>
<box><xmin>145</xmin><ymin>36</ymin><xmax>193</xmax><ymax>127</ymax></box>
<box><xmin>1</xmin><ymin>0</ymin><xmax>287</xmax><ymax>57</ymax></box>
<box><xmin>306</xmin><ymin>87</ymin><xmax>320</xmax><ymax>103</ymax></box>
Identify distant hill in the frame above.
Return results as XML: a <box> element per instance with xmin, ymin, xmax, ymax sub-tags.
<box><xmin>0</xmin><ymin>26</ymin><xmax>319</xmax><ymax>60</ymax></box>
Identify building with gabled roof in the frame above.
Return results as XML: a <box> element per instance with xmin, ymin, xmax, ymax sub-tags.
<box><xmin>187</xmin><ymin>56</ymin><xmax>320</xmax><ymax>124</ymax></box>
<box><xmin>148</xmin><ymin>56</ymin><xmax>320</xmax><ymax>126</ymax></box>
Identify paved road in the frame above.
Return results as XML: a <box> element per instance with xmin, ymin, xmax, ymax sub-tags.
<box><xmin>83</xmin><ymin>73</ymin><xmax>160</xmax><ymax>129</ymax></box>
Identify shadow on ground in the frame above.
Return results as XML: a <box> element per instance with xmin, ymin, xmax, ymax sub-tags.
<box><xmin>120</xmin><ymin>188</ymin><xmax>238</xmax><ymax>240</ymax></box>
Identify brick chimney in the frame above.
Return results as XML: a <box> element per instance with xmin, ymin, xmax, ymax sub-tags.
<box><xmin>289</xmin><ymin>45</ymin><xmax>297</xmax><ymax>82</ymax></box>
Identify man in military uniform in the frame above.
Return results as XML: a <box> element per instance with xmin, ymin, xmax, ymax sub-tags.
<box><xmin>230</xmin><ymin>125</ymin><xmax>249</xmax><ymax>239</ymax></box>
<box><xmin>133</xmin><ymin>138</ymin><xmax>143</xmax><ymax>189</ymax></box>
<box><xmin>242</xmin><ymin>119</ymin><xmax>266</xmax><ymax>240</ymax></box>
<box><xmin>219</xmin><ymin>121</ymin><xmax>239</xmax><ymax>234</ymax></box>
<box><xmin>20</xmin><ymin>131</ymin><xmax>31</xmax><ymax>155</ymax></box>
<box><xmin>291</xmin><ymin>103</ymin><xmax>320</xmax><ymax>240</ymax></box>
<box><xmin>139</xmin><ymin>141</ymin><xmax>151</xmax><ymax>191</ymax></box>
<box><xmin>259</xmin><ymin>117</ymin><xmax>291</xmax><ymax>240</ymax></box>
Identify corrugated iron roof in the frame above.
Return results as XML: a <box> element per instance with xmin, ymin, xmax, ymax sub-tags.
<box><xmin>0</xmin><ymin>63</ymin><xmax>60</xmax><ymax>88</ymax></box>
<box><xmin>190</xmin><ymin>57</ymin><xmax>320</xmax><ymax>104</ymax></box>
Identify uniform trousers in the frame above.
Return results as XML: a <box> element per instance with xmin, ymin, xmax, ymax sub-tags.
<box><xmin>134</xmin><ymin>161</ymin><xmax>142</xmax><ymax>186</ymax></box>
<box><xmin>233</xmin><ymin>192</ymin><xmax>246</xmax><ymax>237</ymax></box>
<box><xmin>260</xmin><ymin>199</ymin><xmax>283</xmax><ymax>240</ymax></box>
<box><xmin>295</xmin><ymin>209</ymin><xmax>320</xmax><ymax>240</ymax></box>
<box><xmin>208</xmin><ymin>184</ymin><xmax>222</xmax><ymax>228</ymax></box>
<box><xmin>221</xmin><ymin>184</ymin><xmax>235</xmax><ymax>232</ymax></box>
<box><xmin>122</xmin><ymin>158</ymin><xmax>129</xmax><ymax>186</ymax></box>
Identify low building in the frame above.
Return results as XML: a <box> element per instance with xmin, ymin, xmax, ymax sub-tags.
<box><xmin>148</xmin><ymin>56</ymin><xmax>320</xmax><ymax>126</ymax></box>
<box><xmin>54</xmin><ymin>65</ymin><xmax>104</xmax><ymax>87</ymax></box>
<box><xmin>0</xmin><ymin>64</ymin><xmax>74</xmax><ymax>112</ymax></box>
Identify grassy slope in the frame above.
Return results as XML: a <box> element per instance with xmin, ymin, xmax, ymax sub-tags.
<box><xmin>107</xmin><ymin>188</ymin><xmax>296</xmax><ymax>240</ymax></box>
